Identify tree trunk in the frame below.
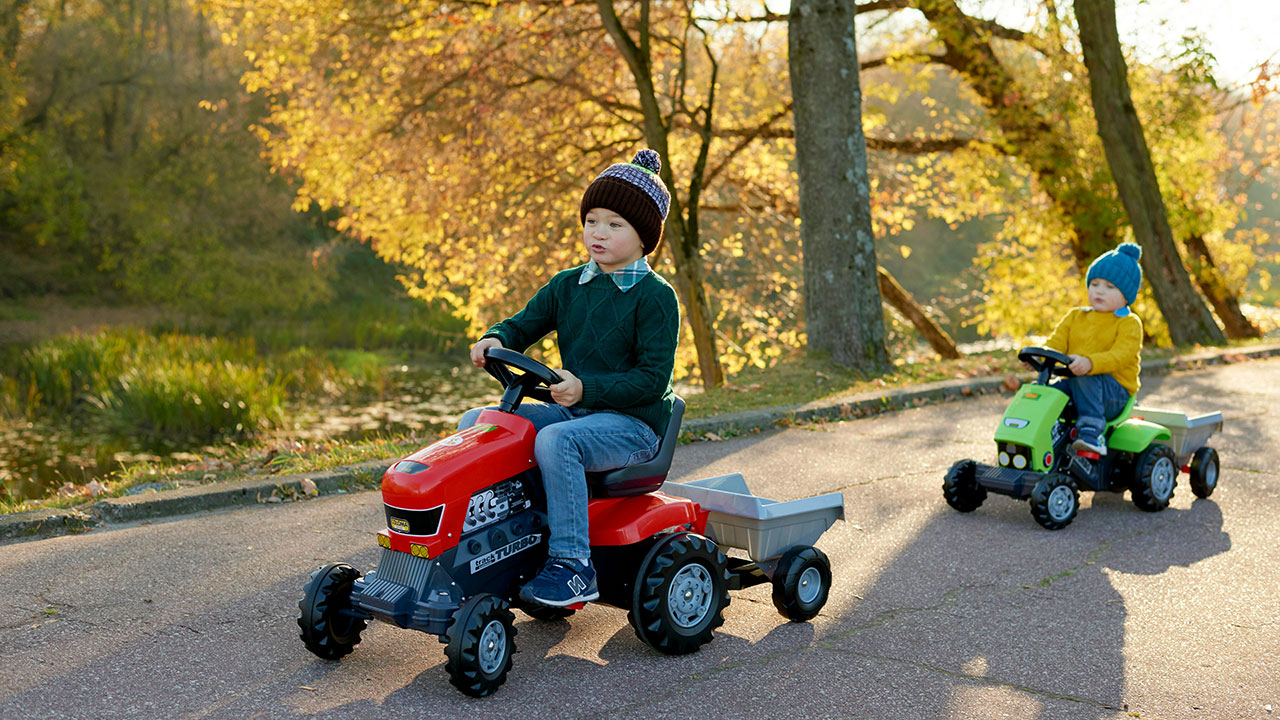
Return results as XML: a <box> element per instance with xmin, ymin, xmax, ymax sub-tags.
<box><xmin>789</xmin><ymin>0</ymin><xmax>888</xmax><ymax>371</ymax></box>
<box><xmin>595</xmin><ymin>0</ymin><xmax>725</xmax><ymax>387</ymax></box>
<box><xmin>877</xmin><ymin>266</ymin><xmax>961</xmax><ymax>359</ymax></box>
<box><xmin>1074</xmin><ymin>0</ymin><xmax>1225</xmax><ymax>346</ymax></box>
<box><xmin>1185</xmin><ymin>234</ymin><xmax>1261</xmax><ymax>339</ymax></box>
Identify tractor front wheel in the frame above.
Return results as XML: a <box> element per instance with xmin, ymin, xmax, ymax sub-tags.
<box><xmin>1131</xmin><ymin>444</ymin><xmax>1177</xmax><ymax>512</ymax></box>
<box><xmin>1029</xmin><ymin>473</ymin><xmax>1079</xmax><ymax>530</ymax></box>
<box><xmin>444</xmin><ymin>593</ymin><xmax>517</xmax><ymax>698</ymax></box>
<box><xmin>1189</xmin><ymin>447</ymin><xmax>1220</xmax><ymax>499</ymax></box>
<box><xmin>943</xmin><ymin>460</ymin><xmax>987</xmax><ymax>512</ymax></box>
<box><xmin>298</xmin><ymin>563</ymin><xmax>367</xmax><ymax>660</ymax></box>
<box><xmin>628</xmin><ymin>533</ymin><xmax>730</xmax><ymax>655</ymax></box>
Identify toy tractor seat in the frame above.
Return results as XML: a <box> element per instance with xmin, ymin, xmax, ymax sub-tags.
<box><xmin>1106</xmin><ymin>393</ymin><xmax>1137</xmax><ymax>432</ymax></box>
<box><xmin>586</xmin><ymin>395</ymin><xmax>685</xmax><ymax>498</ymax></box>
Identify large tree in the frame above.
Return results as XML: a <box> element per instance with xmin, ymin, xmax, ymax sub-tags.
<box><xmin>1073</xmin><ymin>0</ymin><xmax>1225</xmax><ymax>346</ymax></box>
<box><xmin>788</xmin><ymin>0</ymin><xmax>887</xmax><ymax>369</ymax></box>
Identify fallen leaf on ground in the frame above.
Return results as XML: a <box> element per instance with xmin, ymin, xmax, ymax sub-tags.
<box><xmin>300</xmin><ymin>478</ymin><xmax>318</xmax><ymax>496</ymax></box>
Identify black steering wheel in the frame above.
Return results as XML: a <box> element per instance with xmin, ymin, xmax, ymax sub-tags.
<box><xmin>483</xmin><ymin>347</ymin><xmax>562</xmax><ymax>412</ymax></box>
<box><xmin>1018</xmin><ymin>346</ymin><xmax>1076</xmax><ymax>385</ymax></box>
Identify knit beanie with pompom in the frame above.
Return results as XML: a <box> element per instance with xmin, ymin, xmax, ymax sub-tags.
<box><xmin>1086</xmin><ymin>242</ymin><xmax>1144</xmax><ymax>305</ymax></box>
<box><xmin>579</xmin><ymin>149</ymin><xmax>671</xmax><ymax>255</ymax></box>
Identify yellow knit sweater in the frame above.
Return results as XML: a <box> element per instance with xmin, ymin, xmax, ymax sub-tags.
<box><xmin>1044</xmin><ymin>308</ymin><xmax>1143</xmax><ymax>395</ymax></box>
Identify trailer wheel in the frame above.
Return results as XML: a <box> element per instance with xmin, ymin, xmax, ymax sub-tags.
<box><xmin>1131</xmin><ymin>444</ymin><xmax>1177</xmax><ymax>512</ymax></box>
<box><xmin>298</xmin><ymin>563</ymin><xmax>367</xmax><ymax>660</ymax></box>
<box><xmin>1029</xmin><ymin>473</ymin><xmax>1079</xmax><ymax>530</ymax></box>
<box><xmin>943</xmin><ymin>460</ymin><xmax>987</xmax><ymax>512</ymax></box>
<box><xmin>444</xmin><ymin>593</ymin><xmax>516</xmax><ymax>698</ymax></box>
<box><xmin>772</xmin><ymin>545</ymin><xmax>832</xmax><ymax>622</ymax></box>
<box><xmin>1189</xmin><ymin>447</ymin><xmax>1219</xmax><ymax>499</ymax></box>
<box><xmin>628</xmin><ymin>533</ymin><xmax>730</xmax><ymax>655</ymax></box>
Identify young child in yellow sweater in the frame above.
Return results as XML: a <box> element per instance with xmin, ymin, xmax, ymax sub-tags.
<box><xmin>1043</xmin><ymin>242</ymin><xmax>1144</xmax><ymax>456</ymax></box>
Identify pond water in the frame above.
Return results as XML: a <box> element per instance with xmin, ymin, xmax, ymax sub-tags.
<box><xmin>0</xmin><ymin>362</ymin><xmax>497</xmax><ymax>503</ymax></box>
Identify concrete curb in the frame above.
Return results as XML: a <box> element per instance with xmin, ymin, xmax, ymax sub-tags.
<box><xmin>4</xmin><ymin>342</ymin><xmax>1278</xmax><ymax>543</ymax></box>
<box><xmin>1</xmin><ymin>460</ymin><xmax>391</xmax><ymax>543</ymax></box>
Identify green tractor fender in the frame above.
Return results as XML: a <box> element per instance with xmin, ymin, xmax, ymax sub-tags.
<box><xmin>1108</xmin><ymin>419</ymin><xmax>1172</xmax><ymax>454</ymax></box>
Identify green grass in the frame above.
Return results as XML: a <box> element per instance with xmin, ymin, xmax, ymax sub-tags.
<box><xmin>0</xmin><ymin>328</ymin><xmax>378</xmax><ymax>444</ymax></box>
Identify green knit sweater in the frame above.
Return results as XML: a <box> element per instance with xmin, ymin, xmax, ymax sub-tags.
<box><xmin>482</xmin><ymin>265</ymin><xmax>680</xmax><ymax>435</ymax></box>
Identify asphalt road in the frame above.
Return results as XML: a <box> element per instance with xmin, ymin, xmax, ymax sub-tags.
<box><xmin>1</xmin><ymin>359</ymin><xmax>1277</xmax><ymax>719</ymax></box>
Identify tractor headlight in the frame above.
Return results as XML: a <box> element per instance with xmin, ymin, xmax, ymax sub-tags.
<box><xmin>999</xmin><ymin>452</ymin><xmax>1010</xmax><ymax>467</ymax></box>
<box><xmin>1013</xmin><ymin>454</ymin><xmax>1027</xmax><ymax>469</ymax></box>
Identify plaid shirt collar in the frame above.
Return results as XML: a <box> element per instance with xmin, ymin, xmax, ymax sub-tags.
<box><xmin>578</xmin><ymin>257</ymin><xmax>651</xmax><ymax>292</ymax></box>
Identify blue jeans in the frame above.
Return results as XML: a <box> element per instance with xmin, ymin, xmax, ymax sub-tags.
<box><xmin>457</xmin><ymin>402</ymin><xmax>659</xmax><ymax>559</ymax></box>
<box><xmin>1053</xmin><ymin>374</ymin><xmax>1131</xmax><ymax>441</ymax></box>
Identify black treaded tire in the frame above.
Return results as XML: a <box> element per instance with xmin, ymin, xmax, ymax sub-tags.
<box><xmin>520</xmin><ymin>603</ymin><xmax>576</xmax><ymax>622</ymax></box>
<box><xmin>1131</xmin><ymin>444</ymin><xmax>1178</xmax><ymax>512</ymax></box>
<box><xmin>298</xmin><ymin>562</ymin><xmax>367</xmax><ymax>660</ymax></box>
<box><xmin>771</xmin><ymin>545</ymin><xmax>832</xmax><ymax>622</ymax></box>
<box><xmin>1029</xmin><ymin>473</ymin><xmax>1079</xmax><ymax>530</ymax></box>
<box><xmin>444</xmin><ymin>593</ymin><xmax>516</xmax><ymax>698</ymax></box>
<box><xmin>1189</xmin><ymin>447</ymin><xmax>1219</xmax><ymax>499</ymax></box>
<box><xmin>628</xmin><ymin>533</ymin><xmax>730</xmax><ymax>655</ymax></box>
<box><xmin>943</xmin><ymin>459</ymin><xmax>987</xmax><ymax>512</ymax></box>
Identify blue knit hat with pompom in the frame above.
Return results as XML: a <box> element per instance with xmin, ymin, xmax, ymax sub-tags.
<box><xmin>580</xmin><ymin>149</ymin><xmax>671</xmax><ymax>255</ymax></box>
<box><xmin>1086</xmin><ymin>242</ymin><xmax>1144</xmax><ymax>305</ymax></box>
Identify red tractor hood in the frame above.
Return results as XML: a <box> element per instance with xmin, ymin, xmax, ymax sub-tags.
<box><xmin>381</xmin><ymin>410</ymin><xmax>535</xmax><ymax>552</ymax></box>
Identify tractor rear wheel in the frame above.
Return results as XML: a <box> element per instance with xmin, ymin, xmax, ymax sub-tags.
<box><xmin>628</xmin><ymin>533</ymin><xmax>730</xmax><ymax>655</ymax></box>
<box><xmin>1131</xmin><ymin>444</ymin><xmax>1177</xmax><ymax>511</ymax></box>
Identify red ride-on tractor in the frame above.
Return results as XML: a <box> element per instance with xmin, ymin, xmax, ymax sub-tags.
<box><xmin>297</xmin><ymin>348</ymin><xmax>843</xmax><ymax>697</ymax></box>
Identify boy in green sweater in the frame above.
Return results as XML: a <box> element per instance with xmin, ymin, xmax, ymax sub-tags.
<box><xmin>1041</xmin><ymin>242</ymin><xmax>1145</xmax><ymax>456</ymax></box>
<box><xmin>459</xmin><ymin>149</ymin><xmax>680</xmax><ymax>608</ymax></box>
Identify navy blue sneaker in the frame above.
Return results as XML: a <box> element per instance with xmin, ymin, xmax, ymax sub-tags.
<box><xmin>1072</xmin><ymin>430</ymin><xmax>1107</xmax><ymax>456</ymax></box>
<box><xmin>519</xmin><ymin>558</ymin><xmax>599</xmax><ymax>607</ymax></box>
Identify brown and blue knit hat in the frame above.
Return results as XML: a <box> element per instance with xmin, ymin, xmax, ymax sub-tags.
<box><xmin>580</xmin><ymin>149</ymin><xmax>671</xmax><ymax>255</ymax></box>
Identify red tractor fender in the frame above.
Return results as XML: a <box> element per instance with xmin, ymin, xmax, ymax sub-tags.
<box><xmin>587</xmin><ymin>491</ymin><xmax>708</xmax><ymax>546</ymax></box>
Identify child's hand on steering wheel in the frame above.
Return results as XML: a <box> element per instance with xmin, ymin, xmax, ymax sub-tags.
<box><xmin>1068</xmin><ymin>354</ymin><xmax>1093</xmax><ymax>376</ymax></box>
<box><xmin>549</xmin><ymin>369</ymin><xmax>583</xmax><ymax>407</ymax></box>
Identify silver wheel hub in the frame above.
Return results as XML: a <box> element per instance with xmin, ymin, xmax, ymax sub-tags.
<box><xmin>797</xmin><ymin>566</ymin><xmax>823</xmax><ymax>604</ymax></box>
<box><xmin>1150</xmin><ymin>457</ymin><xmax>1176</xmax><ymax>500</ymax></box>
<box><xmin>477</xmin><ymin>619</ymin><xmax>507</xmax><ymax>675</ymax></box>
<box><xmin>668</xmin><ymin>563</ymin><xmax>714</xmax><ymax>628</ymax></box>
<box><xmin>1204</xmin><ymin>461</ymin><xmax>1218</xmax><ymax>488</ymax></box>
<box><xmin>1047</xmin><ymin>484</ymin><xmax>1076</xmax><ymax>522</ymax></box>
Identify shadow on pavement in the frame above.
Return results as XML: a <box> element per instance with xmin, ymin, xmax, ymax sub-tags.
<box><xmin>825</xmin><ymin>493</ymin><xmax>1230</xmax><ymax>718</ymax></box>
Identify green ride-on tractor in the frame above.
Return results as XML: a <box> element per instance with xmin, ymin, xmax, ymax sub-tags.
<box><xmin>943</xmin><ymin>347</ymin><xmax>1223</xmax><ymax>530</ymax></box>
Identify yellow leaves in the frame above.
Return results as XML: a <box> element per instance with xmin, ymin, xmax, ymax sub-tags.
<box><xmin>899</xmin><ymin>245</ymin><xmax>911</xmax><ymax>259</ymax></box>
